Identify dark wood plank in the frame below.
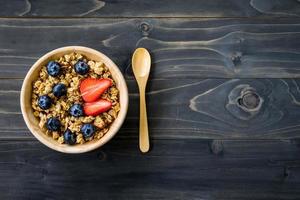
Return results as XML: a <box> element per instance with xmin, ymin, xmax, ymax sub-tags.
<box><xmin>1</xmin><ymin>18</ymin><xmax>300</xmax><ymax>78</ymax></box>
<box><xmin>1</xmin><ymin>139</ymin><xmax>300</xmax><ymax>200</ymax></box>
<box><xmin>3</xmin><ymin>78</ymin><xmax>300</xmax><ymax>139</ymax></box>
<box><xmin>1</xmin><ymin>0</ymin><xmax>300</xmax><ymax>17</ymax></box>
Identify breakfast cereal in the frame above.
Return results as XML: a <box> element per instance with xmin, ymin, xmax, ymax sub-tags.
<box><xmin>31</xmin><ymin>52</ymin><xmax>120</xmax><ymax>145</ymax></box>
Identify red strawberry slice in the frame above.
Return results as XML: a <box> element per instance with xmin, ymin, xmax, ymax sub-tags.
<box><xmin>83</xmin><ymin>99</ymin><xmax>112</xmax><ymax>116</ymax></box>
<box><xmin>80</xmin><ymin>78</ymin><xmax>112</xmax><ymax>102</ymax></box>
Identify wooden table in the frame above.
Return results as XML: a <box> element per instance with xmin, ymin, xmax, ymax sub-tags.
<box><xmin>1</xmin><ymin>1</ymin><xmax>300</xmax><ymax>199</ymax></box>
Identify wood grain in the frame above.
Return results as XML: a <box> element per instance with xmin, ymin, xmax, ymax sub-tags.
<box><xmin>0</xmin><ymin>0</ymin><xmax>300</xmax><ymax>17</ymax></box>
<box><xmin>4</xmin><ymin>78</ymin><xmax>300</xmax><ymax>139</ymax></box>
<box><xmin>1</xmin><ymin>18</ymin><xmax>300</xmax><ymax>78</ymax></box>
<box><xmin>1</xmin><ymin>139</ymin><xmax>300</xmax><ymax>199</ymax></box>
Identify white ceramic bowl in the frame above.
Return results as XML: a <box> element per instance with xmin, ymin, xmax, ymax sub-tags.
<box><xmin>21</xmin><ymin>46</ymin><xmax>128</xmax><ymax>153</ymax></box>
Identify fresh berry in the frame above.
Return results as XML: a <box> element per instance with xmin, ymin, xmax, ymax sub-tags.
<box><xmin>46</xmin><ymin>117</ymin><xmax>61</xmax><ymax>131</ymax></box>
<box><xmin>38</xmin><ymin>95</ymin><xmax>52</xmax><ymax>110</ymax></box>
<box><xmin>83</xmin><ymin>99</ymin><xmax>112</xmax><ymax>116</ymax></box>
<box><xmin>52</xmin><ymin>83</ymin><xmax>67</xmax><ymax>98</ymax></box>
<box><xmin>69</xmin><ymin>104</ymin><xmax>84</xmax><ymax>117</ymax></box>
<box><xmin>80</xmin><ymin>78</ymin><xmax>112</xmax><ymax>102</ymax></box>
<box><xmin>74</xmin><ymin>60</ymin><xmax>89</xmax><ymax>75</ymax></box>
<box><xmin>46</xmin><ymin>61</ymin><xmax>61</xmax><ymax>77</ymax></box>
<box><xmin>81</xmin><ymin>123</ymin><xmax>96</xmax><ymax>139</ymax></box>
<box><xmin>63</xmin><ymin>129</ymin><xmax>76</xmax><ymax>145</ymax></box>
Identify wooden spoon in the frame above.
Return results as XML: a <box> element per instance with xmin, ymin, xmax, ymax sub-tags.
<box><xmin>132</xmin><ymin>48</ymin><xmax>151</xmax><ymax>153</ymax></box>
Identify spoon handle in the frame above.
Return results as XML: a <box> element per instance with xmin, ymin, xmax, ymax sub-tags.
<box><xmin>139</xmin><ymin>86</ymin><xmax>149</xmax><ymax>153</ymax></box>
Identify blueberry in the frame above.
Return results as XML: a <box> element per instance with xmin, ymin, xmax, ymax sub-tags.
<box><xmin>69</xmin><ymin>104</ymin><xmax>84</xmax><ymax>117</ymax></box>
<box><xmin>46</xmin><ymin>61</ymin><xmax>61</xmax><ymax>77</ymax></box>
<box><xmin>46</xmin><ymin>117</ymin><xmax>61</xmax><ymax>131</ymax></box>
<box><xmin>63</xmin><ymin>129</ymin><xmax>76</xmax><ymax>145</ymax></box>
<box><xmin>81</xmin><ymin>123</ymin><xmax>96</xmax><ymax>138</ymax></box>
<box><xmin>38</xmin><ymin>95</ymin><xmax>52</xmax><ymax>110</ymax></box>
<box><xmin>74</xmin><ymin>60</ymin><xmax>89</xmax><ymax>75</ymax></box>
<box><xmin>53</xmin><ymin>83</ymin><xmax>67</xmax><ymax>98</ymax></box>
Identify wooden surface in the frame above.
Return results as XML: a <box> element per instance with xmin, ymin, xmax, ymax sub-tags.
<box><xmin>2</xmin><ymin>139</ymin><xmax>300</xmax><ymax>200</ymax></box>
<box><xmin>1</xmin><ymin>1</ymin><xmax>300</xmax><ymax>199</ymax></box>
<box><xmin>2</xmin><ymin>18</ymin><xmax>300</xmax><ymax>79</ymax></box>
<box><xmin>1</xmin><ymin>0</ymin><xmax>300</xmax><ymax>17</ymax></box>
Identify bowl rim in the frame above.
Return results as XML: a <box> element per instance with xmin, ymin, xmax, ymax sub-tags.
<box><xmin>20</xmin><ymin>46</ymin><xmax>128</xmax><ymax>153</ymax></box>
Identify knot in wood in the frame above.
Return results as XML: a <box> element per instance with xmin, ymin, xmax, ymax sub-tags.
<box><xmin>210</xmin><ymin>140</ymin><xmax>223</xmax><ymax>155</ymax></box>
<box><xmin>239</xmin><ymin>91</ymin><xmax>260</xmax><ymax>110</ymax></box>
<box><xmin>236</xmin><ymin>38</ymin><xmax>244</xmax><ymax>44</ymax></box>
<box><xmin>97</xmin><ymin>151</ymin><xmax>107</xmax><ymax>161</ymax></box>
<box><xmin>140</xmin><ymin>22</ymin><xmax>150</xmax><ymax>32</ymax></box>
<box><xmin>231</xmin><ymin>52</ymin><xmax>242</xmax><ymax>66</ymax></box>
<box><xmin>284</xmin><ymin>166</ymin><xmax>290</xmax><ymax>178</ymax></box>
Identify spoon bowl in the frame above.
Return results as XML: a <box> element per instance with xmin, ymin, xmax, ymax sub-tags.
<box><xmin>132</xmin><ymin>48</ymin><xmax>151</xmax><ymax>79</ymax></box>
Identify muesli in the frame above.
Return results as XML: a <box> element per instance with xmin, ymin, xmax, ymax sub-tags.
<box><xmin>31</xmin><ymin>52</ymin><xmax>120</xmax><ymax>145</ymax></box>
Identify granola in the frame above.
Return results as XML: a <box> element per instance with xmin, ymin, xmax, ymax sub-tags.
<box><xmin>31</xmin><ymin>52</ymin><xmax>120</xmax><ymax>145</ymax></box>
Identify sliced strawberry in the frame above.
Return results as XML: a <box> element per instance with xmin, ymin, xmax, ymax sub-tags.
<box><xmin>83</xmin><ymin>99</ymin><xmax>112</xmax><ymax>116</ymax></box>
<box><xmin>80</xmin><ymin>78</ymin><xmax>112</xmax><ymax>102</ymax></box>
